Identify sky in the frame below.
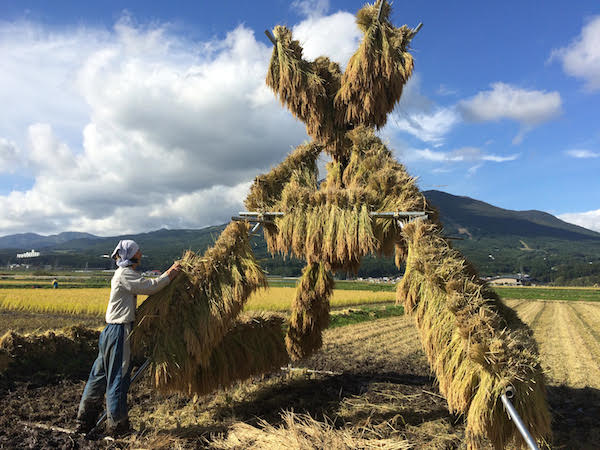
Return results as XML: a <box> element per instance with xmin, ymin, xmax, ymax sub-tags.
<box><xmin>0</xmin><ymin>0</ymin><xmax>599</xmax><ymax>236</ymax></box>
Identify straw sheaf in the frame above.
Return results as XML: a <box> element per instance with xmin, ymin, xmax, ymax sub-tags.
<box><xmin>260</xmin><ymin>128</ymin><xmax>431</xmax><ymax>271</ymax></box>
<box><xmin>335</xmin><ymin>3</ymin><xmax>416</xmax><ymax>129</ymax></box>
<box><xmin>286</xmin><ymin>262</ymin><xmax>334</xmax><ymax>360</ymax></box>
<box><xmin>157</xmin><ymin>313</ymin><xmax>289</xmax><ymax>395</ymax></box>
<box><xmin>397</xmin><ymin>220</ymin><xmax>551</xmax><ymax>448</ymax></box>
<box><xmin>266</xmin><ymin>26</ymin><xmax>348</xmax><ymax>158</ymax></box>
<box><xmin>131</xmin><ymin>221</ymin><xmax>267</xmax><ymax>392</ymax></box>
<box><xmin>245</xmin><ymin>142</ymin><xmax>322</xmax><ymax>211</ymax></box>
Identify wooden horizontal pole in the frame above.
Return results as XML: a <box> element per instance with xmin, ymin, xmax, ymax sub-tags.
<box><xmin>369</xmin><ymin>211</ymin><xmax>427</xmax><ymax>218</ymax></box>
<box><xmin>264</xmin><ymin>29</ymin><xmax>277</xmax><ymax>46</ymax></box>
<box><xmin>232</xmin><ymin>216</ymin><xmax>275</xmax><ymax>225</ymax></box>
<box><xmin>239</xmin><ymin>211</ymin><xmax>428</xmax><ymax>218</ymax></box>
<box><xmin>239</xmin><ymin>211</ymin><xmax>285</xmax><ymax>217</ymax></box>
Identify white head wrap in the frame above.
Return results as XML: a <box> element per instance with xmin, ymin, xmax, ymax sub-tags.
<box><xmin>111</xmin><ymin>240</ymin><xmax>140</xmax><ymax>268</ymax></box>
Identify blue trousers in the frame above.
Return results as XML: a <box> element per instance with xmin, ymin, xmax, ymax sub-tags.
<box><xmin>77</xmin><ymin>323</ymin><xmax>132</xmax><ymax>427</ymax></box>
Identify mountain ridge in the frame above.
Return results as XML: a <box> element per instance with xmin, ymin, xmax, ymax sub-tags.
<box><xmin>1</xmin><ymin>191</ymin><xmax>599</xmax><ymax>284</ymax></box>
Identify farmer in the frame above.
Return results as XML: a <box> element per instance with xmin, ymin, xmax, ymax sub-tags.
<box><xmin>76</xmin><ymin>239</ymin><xmax>180</xmax><ymax>436</ymax></box>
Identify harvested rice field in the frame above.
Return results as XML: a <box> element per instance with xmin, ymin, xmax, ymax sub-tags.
<box><xmin>504</xmin><ymin>299</ymin><xmax>600</xmax><ymax>389</ymax></box>
<box><xmin>1</xmin><ymin>300</ymin><xmax>599</xmax><ymax>448</ymax></box>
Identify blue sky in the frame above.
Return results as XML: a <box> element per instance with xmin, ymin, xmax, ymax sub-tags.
<box><xmin>0</xmin><ymin>0</ymin><xmax>598</xmax><ymax>236</ymax></box>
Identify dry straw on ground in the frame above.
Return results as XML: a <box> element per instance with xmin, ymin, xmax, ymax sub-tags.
<box><xmin>210</xmin><ymin>411</ymin><xmax>411</xmax><ymax>450</ymax></box>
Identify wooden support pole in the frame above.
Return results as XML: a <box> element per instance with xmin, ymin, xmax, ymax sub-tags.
<box><xmin>377</xmin><ymin>0</ymin><xmax>386</xmax><ymax>22</ymax></box>
<box><xmin>264</xmin><ymin>29</ymin><xmax>277</xmax><ymax>46</ymax></box>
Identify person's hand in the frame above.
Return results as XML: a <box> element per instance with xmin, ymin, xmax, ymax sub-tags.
<box><xmin>166</xmin><ymin>262</ymin><xmax>181</xmax><ymax>281</ymax></box>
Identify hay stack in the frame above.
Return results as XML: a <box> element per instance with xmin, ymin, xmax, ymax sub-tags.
<box><xmin>160</xmin><ymin>313</ymin><xmax>288</xmax><ymax>395</ymax></box>
<box><xmin>0</xmin><ymin>325</ymin><xmax>99</xmax><ymax>378</ymax></box>
<box><xmin>129</xmin><ymin>0</ymin><xmax>552</xmax><ymax>445</ymax></box>
<box><xmin>131</xmin><ymin>221</ymin><xmax>267</xmax><ymax>393</ymax></box>
<box><xmin>245</xmin><ymin>127</ymin><xmax>431</xmax><ymax>358</ymax></box>
<box><xmin>397</xmin><ymin>220</ymin><xmax>551</xmax><ymax>448</ymax></box>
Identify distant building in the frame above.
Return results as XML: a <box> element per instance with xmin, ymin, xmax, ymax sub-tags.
<box><xmin>488</xmin><ymin>274</ymin><xmax>531</xmax><ymax>286</ymax></box>
<box><xmin>16</xmin><ymin>249</ymin><xmax>40</xmax><ymax>259</ymax></box>
<box><xmin>142</xmin><ymin>270</ymin><xmax>162</xmax><ymax>277</ymax></box>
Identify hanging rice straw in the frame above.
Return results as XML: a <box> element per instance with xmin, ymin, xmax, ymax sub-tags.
<box><xmin>131</xmin><ymin>221</ymin><xmax>267</xmax><ymax>392</ymax></box>
<box><xmin>286</xmin><ymin>262</ymin><xmax>334</xmax><ymax>360</ymax></box>
<box><xmin>397</xmin><ymin>220</ymin><xmax>551</xmax><ymax>448</ymax></box>
<box><xmin>158</xmin><ymin>313</ymin><xmax>289</xmax><ymax>395</ymax></box>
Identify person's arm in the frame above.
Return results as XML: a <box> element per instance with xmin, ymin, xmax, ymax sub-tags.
<box><xmin>125</xmin><ymin>263</ymin><xmax>181</xmax><ymax>295</ymax></box>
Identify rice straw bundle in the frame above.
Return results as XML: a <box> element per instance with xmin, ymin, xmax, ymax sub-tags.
<box><xmin>0</xmin><ymin>325</ymin><xmax>99</xmax><ymax>378</ymax></box>
<box><xmin>334</xmin><ymin>2</ymin><xmax>417</xmax><ymax>129</ymax></box>
<box><xmin>266</xmin><ymin>26</ymin><xmax>347</xmax><ymax>157</ymax></box>
<box><xmin>245</xmin><ymin>142</ymin><xmax>322</xmax><ymax>211</ymax></box>
<box><xmin>397</xmin><ymin>220</ymin><xmax>551</xmax><ymax>448</ymax></box>
<box><xmin>159</xmin><ymin>313</ymin><xmax>289</xmax><ymax>395</ymax></box>
<box><xmin>131</xmin><ymin>221</ymin><xmax>267</xmax><ymax>393</ymax></box>
<box><xmin>286</xmin><ymin>262</ymin><xmax>334</xmax><ymax>360</ymax></box>
<box><xmin>253</xmin><ymin>127</ymin><xmax>427</xmax><ymax>272</ymax></box>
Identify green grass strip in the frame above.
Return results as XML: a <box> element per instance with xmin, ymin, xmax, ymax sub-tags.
<box><xmin>329</xmin><ymin>305</ymin><xmax>404</xmax><ymax>329</ymax></box>
<box><xmin>494</xmin><ymin>287</ymin><xmax>600</xmax><ymax>302</ymax></box>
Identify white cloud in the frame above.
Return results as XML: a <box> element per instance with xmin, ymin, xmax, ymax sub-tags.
<box><xmin>386</xmin><ymin>76</ymin><xmax>460</xmax><ymax>145</ymax></box>
<box><xmin>391</xmin><ymin>107</ymin><xmax>460</xmax><ymax>145</ymax></box>
<box><xmin>459</xmin><ymin>83</ymin><xmax>562</xmax><ymax>125</ymax></box>
<box><xmin>467</xmin><ymin>164</ymin><xmax>483</xmax><ymax>176</ymax></box>
<box><xmin>0</xmin><ymin>19</ymin><xmax>323</xmax><ymax>236</ymax></box>
<box><xmin>0</xmin><ymin>22</ymin><xmax>100</xmax><ymax>142</ymax></box>
<box><xmin>437</xmin><ymin>84</ymin><xmax>458</xmax><ymax>96</ymax></box>
<box><xmin>559</xmin><ymin>210</ymin><xmax>600</xmax><ymax>233</ymax></box>
<box><xmin>0</xmin><ymin>9</ymin><xmax>368</xmax><ymax>236</ymax></box>
<box><xmin>551</xmin><ymin>16</ymin><xmax>600</xmax><ymax>91</ymax></box>
<box><xmin>292</xmin><ymin>0</ymin><xmax>330</xmax><ymax>18</ymax></box>
<box><xmin>408</xmin><ymin>147</ymin><xmax>519</xmax><ymax>164</ymax></box>
<box><xmin>566</xmin><ymin>149</ymin><xmax>600</xmax><ymax>158</ymax></box>
<box><xmin>459</xmin><ymin>83</ymin><xmax>562</xmax><ymax>143</ymax></box>
<box><xmin>0</xmin><ymin>138</ymin><xmax>22</xmax><ymax>173</ymax></box>
<box><xmin>292</xmin><ymin>11</ymin><xmax>360</xmax><ymax>65</ymax></box>
<box><xmin>26</xmin><ymin>124</ymin><xmax>77</xmax><ymax>174</ymax></box>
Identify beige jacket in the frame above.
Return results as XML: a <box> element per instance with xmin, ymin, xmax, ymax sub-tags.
<box><xmin>106</xmin><ymin>266</ymin><xmax>170</xmax><ymax>324</ymax></box>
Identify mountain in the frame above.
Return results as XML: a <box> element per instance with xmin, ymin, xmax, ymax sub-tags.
<box><xmin>0</xmin><ymin>232</ymin><xmax>100</xmax><ymax>249</ymax></box>
<box><xmin>1</xmin><ymin>191</ymin><xmax>599</xmax><ymax>284</ymax></box>
<box><xmin>422</xmin><ymin>191</ymin><xmax>600</xmax><ymax>285</ymax></box>
<box><xmin>424</xmin><ymin>190</ymin><xmax>600</xmax><ymax>240</ymax></box>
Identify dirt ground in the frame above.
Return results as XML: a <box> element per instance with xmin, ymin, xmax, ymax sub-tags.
<box><xmin>1</xmin><ymin>303</ymin><xmax>600</xmax><ymax>449</ymax></box>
